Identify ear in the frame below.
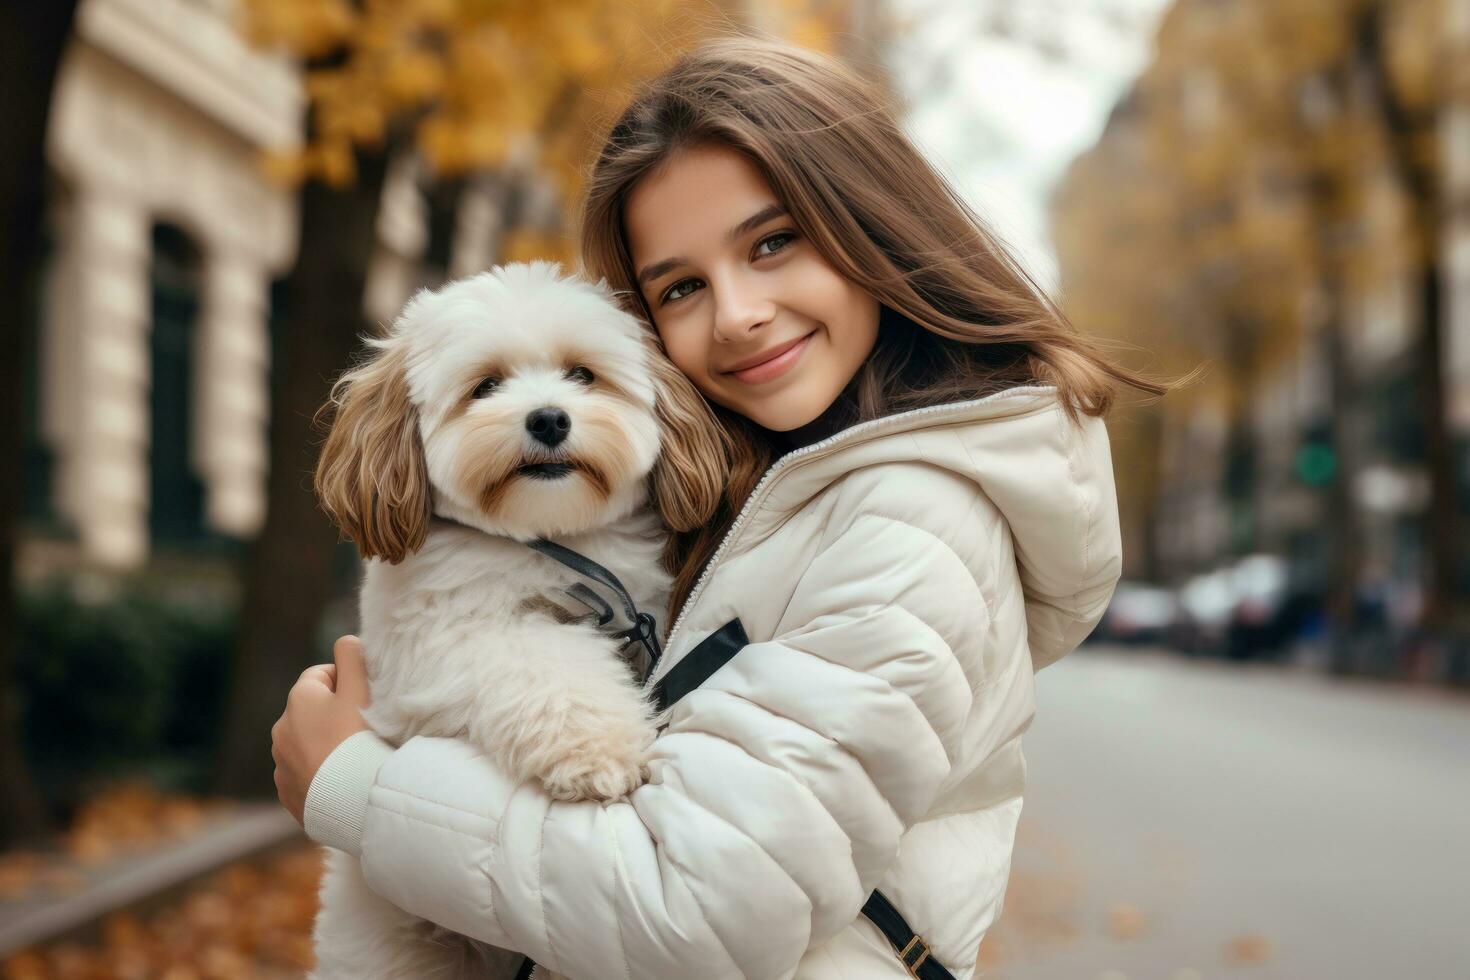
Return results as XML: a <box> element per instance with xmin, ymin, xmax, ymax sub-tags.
<box><xmin>644</xmin><ymin>338</ymin><xmax>730</xmax><ymax>531</ymax></box>
<box><xmin>314</xmin><ymin>342</ymin><xmax>432</xmax><ymax>563</ymax></box>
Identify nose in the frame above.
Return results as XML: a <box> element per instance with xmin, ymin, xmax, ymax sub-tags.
<box><xmin>525</xmin><ymin>407</ymin><xmax>571</xmax><ymax>447</ymax></box>
<box><xmin>711</xmin><ymin>272</ymin><xmax>775</xmax><ymax>344</ymax></box>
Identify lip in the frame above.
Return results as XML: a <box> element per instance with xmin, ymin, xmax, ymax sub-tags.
<box><xmin>516</xmin><ymin>462</ymin><xmax>575</xmax><ymax>479</ymax></box>
<box><xmin>722</xmin><ymin>332</ymin><xmax>815</xmax><ymax>385</ymax></box>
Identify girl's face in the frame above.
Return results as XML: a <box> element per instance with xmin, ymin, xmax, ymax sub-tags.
<box><xmin>625</xmin><ymin>144</ymin><xmax>879</xmax><ymax>432</ymax></box>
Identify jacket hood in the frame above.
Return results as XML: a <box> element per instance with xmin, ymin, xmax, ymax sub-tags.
<box><xmin>748</xmin><ymin>385</ymin><xmax>1122</xmax><ymax>670</ymax></box>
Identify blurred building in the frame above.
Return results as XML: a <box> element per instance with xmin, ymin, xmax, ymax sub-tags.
<box><xmin>26</xmin><ymin>0</ymin><xmax>300</xmax><ymax>572</ymax></box>
<box><xmin>20</xmin><ymin>0</ymin><xmax>542</xmax><ymax>577</ymax></box>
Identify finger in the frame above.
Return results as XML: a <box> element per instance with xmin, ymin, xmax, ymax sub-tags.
<box><xmin>299</xmin><ymin>664</ymin><xmax>337</xmax><ymax>692</ymax></box>
<box><xmin>331</xmin><ymin>635</ymin><xmax>371</xmax><ymax>706</ymax></box>
<box><xmin>286</xmin><ymin>681</ymin><xmax>322</xmax><ymax>709</ymax></box>
<box><xmin>296</xmin><ymin>667</ymin><xmax>336</xmax><ymax>690</ymax></box>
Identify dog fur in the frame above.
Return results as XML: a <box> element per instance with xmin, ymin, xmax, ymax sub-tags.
<box><xmin>307</xmin><ymin>261</ymin><xmax>721</xmax><ymax>980</ymax></box>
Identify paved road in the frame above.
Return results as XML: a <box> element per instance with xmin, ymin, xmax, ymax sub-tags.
<box><xmin>982</xmin><ymin>647</ymin><xmax>1470</xmax><ymax>980</ymax></box>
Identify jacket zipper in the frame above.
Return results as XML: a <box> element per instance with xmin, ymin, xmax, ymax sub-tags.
<box><xmin>645</xmin><ymin>387</ymin><xmax>1055</xmax><ymax>689</ymax></box>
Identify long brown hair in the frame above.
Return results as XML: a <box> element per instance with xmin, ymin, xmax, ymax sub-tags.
<box><xmin>577</xmin><ymin>34</ymin><xmax>1172</xmax><ymax>621</ymax></box>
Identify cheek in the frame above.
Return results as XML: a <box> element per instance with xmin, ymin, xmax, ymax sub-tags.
<box><xmin>657</xmin><ymin>327</ymin><xmax>710</xmax><ymax>385</ymax></box>
<box><xmin>789</xmin><ymin>257</ymin><xmax>875</xmax><ymax>338</ymax></box>
<box><xmin>827</xmin><ymin>285</ymin><xmax>879</xmax><ymax>355</ymax></box>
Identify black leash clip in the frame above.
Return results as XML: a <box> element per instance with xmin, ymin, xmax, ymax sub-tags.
<box><xmin>614</xmin><ymin>610</ymin><xmax>662</xmax><ymax>669</ymax></box>
<box><xmin>525</xmin><ymin>538</ymin><xmax>663</xmax><ymax>680</ymax></box>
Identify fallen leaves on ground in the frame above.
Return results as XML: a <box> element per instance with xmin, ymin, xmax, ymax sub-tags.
<box><xmin>2</xmin><ymin>845</ymin><xmax>323</xmax><ymax>980</ymax></box>
<box><xmin>1224</xmin><ymin>933</ymin><xmax>1274</xmax><ymax>965</ymax></box>
<box><xmin>2</xmin><ymin>783</ymin><xmax>322</xmax><ymax>979</ymax></box>
<box><xmin>0</xmin><ymin>784</ymin><xmax>235</xmax><ymax>905</ymax></box>
<box><xmin>0</xmin><ymin>856</ymin><xmax>84</xmax><ymax>902</ymax></box>
<box><xmin>976</xmin><ymin>823</ymin><xmax>1275</xmax><ymax>978</ymax></box>
<box><xmin>1105</xmin><ymin>903</ymin><xmax>1148</xmax><ymax>941</ymax></box>
<box><xmin>64</xmin><ymin>785</ymin><xmax>229</xmax><ymax>866</ymax></box>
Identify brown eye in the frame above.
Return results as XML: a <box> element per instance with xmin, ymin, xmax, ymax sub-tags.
<box><xmin>566</xmin><ymin>366</ymin><xmax>594</xmax><ymax>384</ymax></box>
<box><xmin>472</xmin><ymin>377</ymin><xmax>501</xmax><ymax>398</ymax></box>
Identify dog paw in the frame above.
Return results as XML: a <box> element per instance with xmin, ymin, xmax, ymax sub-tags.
<box><xmin>541</xmin><ymin>746</ymin><xmax>649</xmax><ymax>802</ymax></box>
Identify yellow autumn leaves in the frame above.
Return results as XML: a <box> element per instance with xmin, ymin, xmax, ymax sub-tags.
<box><xmin>247</xmin><ymin>0</ymin><xmax>690</xmax><ymax>189</ymax></box>
<box><xmin>1058</xmin><ymin>0</ymin><xmax>1459</xmax><ymax>393</ymax></box>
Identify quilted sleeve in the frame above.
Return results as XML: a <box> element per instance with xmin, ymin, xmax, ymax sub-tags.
<box><xmin>348</xmin><ymin>513</ymin><xmax>982</xmax><ymax>979</ymax></box>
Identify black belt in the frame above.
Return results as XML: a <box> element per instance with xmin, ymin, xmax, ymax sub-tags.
<box><xmin>861</xmin><ymin>888</ymin><xmax>956</xmax><ymax>979</ymax></box>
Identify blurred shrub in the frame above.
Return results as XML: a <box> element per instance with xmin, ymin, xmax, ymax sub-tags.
<box><xmin>14</xmin><ymin>579</ymin><xmax>236</xmax><ymax>818</ymax></box>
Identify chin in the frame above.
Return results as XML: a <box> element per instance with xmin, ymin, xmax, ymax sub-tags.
<box><xmin>740</xmin><ymin>393</ymin><xmax>834</xmax><ymax>435</ymax></box>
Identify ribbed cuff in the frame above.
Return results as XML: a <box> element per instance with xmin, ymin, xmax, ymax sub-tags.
<box><xmin>303</xmin><ymin>730</ymin><xmax>395</xmax><ymax>856</ymax></box>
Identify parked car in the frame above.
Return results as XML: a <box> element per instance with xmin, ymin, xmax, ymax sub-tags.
<box><xmin>1094</xmin><ymin>581</ymin><xmax>1179</xmax><ymax>646</ymax></box>
<box><xmin>1174</xmin><ymin>567</ymin><xmax>1237</xmax><ymax>657</ymax></box>
<box><xmin>1169</xmin><ymin>554</ymin><xmax>1323</xmax><ymax>661</ymax></box>
<box><xmin>1224</xmin><ymin>554</ymin><xmax>1278</xmax><ymax>658</ymax></box>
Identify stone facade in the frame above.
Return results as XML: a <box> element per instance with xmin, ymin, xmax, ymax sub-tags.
<box><xmin>37</xmin><ymin>0</ymin><xmax>301</xmax><ymax>568</ymax></box>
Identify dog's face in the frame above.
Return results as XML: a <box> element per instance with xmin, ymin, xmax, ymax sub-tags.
<box><xmin>315</xmin><ymin>261</ymin><xmax>728</xmax><ymax>560</ymax></box>
<box><xmin>408</xmin><ymin>263</ymin><xmax>660</xmax><ymax>537</ymax></box>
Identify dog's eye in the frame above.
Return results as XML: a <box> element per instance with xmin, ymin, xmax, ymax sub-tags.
<box><xmin>472</xmin><ymin>377</ymin><xmax>501</xmax><ymax>399</ymax></box>
<box><xmin>566</xmin><ymin>366</ymin><xmax>595</xmax><ymax>385</ymax></box>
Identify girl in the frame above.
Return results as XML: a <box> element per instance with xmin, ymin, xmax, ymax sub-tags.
<box><xmin>273</xmin><ymin>34</ymin><xmax>1166</xmax><ymax>979</ymax></box>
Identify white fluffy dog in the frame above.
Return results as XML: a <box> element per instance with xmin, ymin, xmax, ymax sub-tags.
<box><xmin>307</xmin><ymin>261</ymin><xmax>721</xmax><ymax>980</ymax></box>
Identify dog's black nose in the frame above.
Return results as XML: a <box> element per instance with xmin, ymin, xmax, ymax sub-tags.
<box><xmin>526</xmin><ymin>407</ymin><xmax>571</xmax><ymax>447</ymax></box>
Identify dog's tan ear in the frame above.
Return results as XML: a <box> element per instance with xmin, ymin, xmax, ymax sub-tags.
<box><xmin>645</xmin><ymin>340</ymin><xmax>730</xmax><ymax>531</ymax></box>
<box><xmin>314</xmin><ymin>343</ymin><xmax>431</xmax><ymax>563</ymax></box>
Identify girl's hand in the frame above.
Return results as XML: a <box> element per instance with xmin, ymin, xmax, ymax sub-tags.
<box><xmin>271</xmin><ymin>635</ymin><xmax>372</xmax><ymax>827</ymax></box>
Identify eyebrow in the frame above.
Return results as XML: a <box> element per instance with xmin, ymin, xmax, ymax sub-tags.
<box><xmin>635</xmin><ymin>203</ymin><xmax>788</xmax><ymax>289</ymax></box>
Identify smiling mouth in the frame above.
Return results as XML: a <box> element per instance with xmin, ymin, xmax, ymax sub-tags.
<box><xmin>517</xmin><ymin>462</ymin><xmax>576</xmax><ymax>479</ymax></box>
<box><xmin>722</xmin><ymin>331</ymin><xmax>816</xmax><ymax>383</ymax></box>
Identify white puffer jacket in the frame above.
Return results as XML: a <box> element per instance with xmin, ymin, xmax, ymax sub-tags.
<box><xmin>304</xmin><ymin>384</ymin><xmax>1122</xmax><ymax>979</ymax></box>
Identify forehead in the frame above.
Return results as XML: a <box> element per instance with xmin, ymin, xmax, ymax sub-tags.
<box><xmin>399</xmin><ymin>269</ymin><xmax>643</xmax><ymax>388</ymax></box>
<box><xmin>625</xmin><ymin>145</ymin><xmax>778</xmax><ymax>267</ymax></box>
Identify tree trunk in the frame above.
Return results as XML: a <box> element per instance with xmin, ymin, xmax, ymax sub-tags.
<box><xmin>215</xmin><ymin>145</ymin><xmax>391</xmax><ymax>796</ymax></box>
<box><xmin>1320</xmin><ymin>306</ymin><xmax>1365</xmax><ymax>673</ymax></box>
<box><xmin>0</xmin><ymin>0</ymin><xmax>79</xmax><ymax>847</ymax></box>
<box><xmin>423</xmin><ymin>174</ymin><xmax>466</xmax><ymax>285</ymax></box>
<box><xmin>1355</xmin><ymin>6</ymin><xmax>1465</xmax><ymax>663</ymax></box>
<box><xmin>1221</xmin><ymin>314</ymin><xmax>1260</xmax><ymax>557</ymax></box>
<box><xmin>1301</xmin><ymin>107</ymin><xmax>1364</xmax><ymax>672</ymax></box>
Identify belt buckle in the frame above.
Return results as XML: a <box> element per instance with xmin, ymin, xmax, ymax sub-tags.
<box><xmin>899</xmin><ymin>935</ymin><xmax>930</xmax><ymax>977</ymax></box>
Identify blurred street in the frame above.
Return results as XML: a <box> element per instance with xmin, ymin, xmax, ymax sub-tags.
<box><xmin>987</xmin><ymin>647</ymin><xmax>1470</xmax><ymax>980</ymax></box>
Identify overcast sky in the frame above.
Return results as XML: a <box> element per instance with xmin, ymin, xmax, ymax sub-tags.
<box><xmin>882</xmin><ymin>0</ymin><xmax>1174</xmax><ymax>293</ymax></box>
